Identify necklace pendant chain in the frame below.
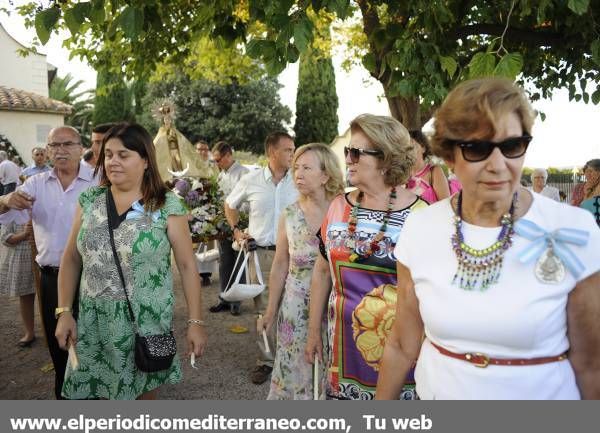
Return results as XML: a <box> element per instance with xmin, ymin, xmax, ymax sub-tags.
<box><xmin>452</xmin><ymin>191</ymin><xmax>517</xmax><ymax>291</ymax></box>
<box><xmin>347</xmin><ymin>187</ymin><xmax>396</xmax><ymax>263</ymax></box>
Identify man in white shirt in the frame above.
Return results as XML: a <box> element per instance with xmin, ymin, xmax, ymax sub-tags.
<box><xmin>0</xmin><ymin>126</ymin><xmax>96</xmax><ymax>399</ymax></box>
<box><xmin>530</xmin><ymin>168</ymin><xmax>560</xmax><ymax>201</ymax></box>
<box><xmin>209</xmin><ymin>141</ymin><xmax>249</xmax><ymax>315</ymax></box>
<box><xmin>21</xmin><ymin>147</ymin><xmax>51</xmax><ymax>178</ymax></box>
<box><xmin>0</xmin><ymin>150</ymin><xmax>21</xmax><ymax>195</ymax></box>
<box><xmin>225</xmin><ymin>131</ymin><xmax>298</xmax><ymax>385</ymax></box>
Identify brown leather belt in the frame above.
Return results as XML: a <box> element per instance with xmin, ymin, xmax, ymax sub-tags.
<box><xmin>430</xmin><ymin>341</ymin><xmax>567</xmax><ymax>368</ymax></box>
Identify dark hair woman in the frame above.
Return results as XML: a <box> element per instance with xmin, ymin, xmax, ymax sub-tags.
<box><xmin>56</xmin><ymin>123</ymin><xmax>207</xmax><ymax>400</ymax></box>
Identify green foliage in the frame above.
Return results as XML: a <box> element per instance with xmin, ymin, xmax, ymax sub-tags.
<box><xmin>17</xmin><ymin>0</ymin><xmax>600</xmax><ymax>129</ymax></box>
<box><xmin>93</xmin><ymin>68</ymin><xmax>133</xmax><ymax>125</ymax></box>
<box><xmin>138</xmin><ymin>72</ymin><xmax>291</xmax><ymax>154</ymax></box>
<box><xmin>294</xmin><ymin>47</ymin><xmax>339</xmax><ymax>145</ymax></box>
<box><xmin>49</xmin><ymin>74</ymin><xmax>95</xmax><ymax>146</ymax></box>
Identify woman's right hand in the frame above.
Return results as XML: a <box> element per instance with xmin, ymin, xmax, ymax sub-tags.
<box><xmin>304</xmin><ymin>327</ymin><xmax>323</xmax><ymax>365</ymax></box>
<box><xmin>257</xmin><ymin>310</ymin><xmax>276</xmax><ymax>334</ymax></box>
<box><xmin>55</xmin><ymin>314</ymin><xmax>77</xmax><ymax>350</ymax></box>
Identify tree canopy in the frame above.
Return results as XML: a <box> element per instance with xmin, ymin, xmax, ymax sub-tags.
<box><xmin>17</xmin><ymin>0</ymin><xmax>600</xmax><ymax>128</ymax></box>
<box><xmin>138</xmin><ymin>72</ymin><xmax>291</xmax><ymax>154</ymax></box>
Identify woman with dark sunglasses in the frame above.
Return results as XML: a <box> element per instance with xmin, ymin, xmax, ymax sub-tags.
<box><xmin>304</xmin><ymin>114</ymin><xmax>428</xmax><ymax>400</ymax></box>
<box><xmin>376</xmin><ymin>77</ymin><xmax>600</xmax><ymax>400</ymax></box>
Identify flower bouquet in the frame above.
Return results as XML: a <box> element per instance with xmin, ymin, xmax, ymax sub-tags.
<box><xmin>172</xmin><ymin>176</ymin><xmax>231</xmax><ymax>243</ymax></box>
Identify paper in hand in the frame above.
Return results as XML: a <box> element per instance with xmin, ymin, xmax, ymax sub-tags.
<box><xmin>313</xmin><ymin>357</ymin><xmax>319</xmax><ymax>400</ymax></box>
<box><xmin>68</xmin><ymin>343</ymin><xmax>79</xmax><ymax>371</ymax></box>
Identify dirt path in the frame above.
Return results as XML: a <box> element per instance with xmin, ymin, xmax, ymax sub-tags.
<box><xmin>0</xmin><ymin>266</ymin><xmax>270</xmax><ymax>399</ymax></box>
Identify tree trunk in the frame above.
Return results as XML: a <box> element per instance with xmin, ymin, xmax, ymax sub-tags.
<box><xmin>383</xmin><ymin>90</ymin><xmax>423</xmax><ymax>131</ymax></box>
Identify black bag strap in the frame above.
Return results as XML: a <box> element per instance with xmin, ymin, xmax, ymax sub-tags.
<box><xmin>106</xmin><ymin>188</ymin><xmax>137</xmax><ymax>328</ymax></box>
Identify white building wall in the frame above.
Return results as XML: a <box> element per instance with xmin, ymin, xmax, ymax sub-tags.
<box><xmin>0</xmin><ymin>111</ymin><xmax>64</xmax><ymax>164</ymax></box>
<box><xmin>0</xmin><ymin>24</ymin><xmax>49</xmax><ymax>97</ymax></box>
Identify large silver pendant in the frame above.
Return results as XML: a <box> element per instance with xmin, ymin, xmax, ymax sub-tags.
<box><xmin>535</xmin><ymin>247</ymin><xmax>565</xmax><ymax>284</ymax></box>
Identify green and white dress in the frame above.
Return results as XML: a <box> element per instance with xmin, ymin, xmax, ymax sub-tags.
<box><xmin>62</xmin><ymin>187</ymin><xmax>186</xmax><ymax>400</ymax></box>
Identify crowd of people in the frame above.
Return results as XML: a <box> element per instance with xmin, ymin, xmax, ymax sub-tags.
<box><xmin>0</xmin><ymin>77</ymin><xmax>599</xmax><ymax>400</ymax></box>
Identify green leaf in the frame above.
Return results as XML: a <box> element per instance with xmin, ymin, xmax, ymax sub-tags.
<box><xmin>439</xmin><ymin>55</ymin><xmax>457</xmax><ymax>78</ymax></box>
<box><xmin>119</xmin><ymin>6</ymin><xmax>144</xmax><ymax>39</ymax></box>
<box><xmin>246</xmin><ymin>39</ymin><xmax>276</xmax><ymax>60</ymax></box>
<box><xmin>64</xmin><ymin>2</ymin><xmax>91</xmax><ymax>36</ymax></box>
<box><xmin>286</xmin><ymin>44</ymin><xmax>300</xmax><ymax>63</ymax></box>
<box><xmin>34</xmin><ymin>8</ymin><xmax>60</xmax><ymax>45</ymax></box>
<box><xmin>468</xmin><ymin>52</ymin><xmax>496</xmax><ymax>78</ymax></box>
<box><xmin>591</xmin><ymin>89</ymin><xmax>600</xmax><ymax>105</ymax></box>
<box><xmin>583</xmin><ymin>92</ymin><xmax>589</xmax><ymax>103</ymax></box>
<box><xmin>89</xmin><ymin>0</ymin><xmax>105</xmax><ymax>25</ymax></box>
<box><xmin>567</xmin><ymin>0</ymin><xmax>589</xmax><ymax>15</ymax></box>
<box><xmin>493</xmin><ymin>52</ymin><xmax>523</xmax><ymax>79</ymax></box>
<box><xmin>293</xmin><ymin>17</ymin><xmax>313</xmax><ymax>52</ymax></box>
<box><xmin>362</xmin><ymin>53</ymin><xmax>377</xmax><ymax>74</ymax></box>
<box><xmin>326</xmin><ymin>0</ymin><xmax>351</xmax><ymax>19</ymax></box>
<box><xmin>591</xmin><ymin>40</ymin><xmax>600</xmax><ymax>67</ymax></box>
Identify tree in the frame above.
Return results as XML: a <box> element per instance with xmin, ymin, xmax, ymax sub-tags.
<box><xmin>93</xmin><ymin>67</ymin><xmax>133</xmax><ymax>125</ymax></box>
<box><xmin>138</xmin><ymin>72</ymin><xmax>291</xmax><ymax>154</ymax></box>
<box><xmin>49</xmin><ymin>73</ymin><xmax>94</xmax><ymax>146</ymax></box>
<box><xmin>294</xmin><ymin>15</ymin><xmax>339</xmax><ymax>145</ymax></box>
<box><xmin>18</xmin><ymin>1</ymin><xmax>600</xmax><ymax>129</ymax></box>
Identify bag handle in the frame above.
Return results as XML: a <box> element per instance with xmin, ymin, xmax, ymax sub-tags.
<box><xmin>106</xmin><ymin>189</ymin><xmax>138</xmax><ymax>330</ymax></box>
<box><xmin>251</xmin><ymin>250</ymin><xmax>264</xmax><ymax>285</ymax></box>
<box><xmin>223</xmin><ymin>246</ymin><xmax>246</xmax><ymax>292</ymax></box>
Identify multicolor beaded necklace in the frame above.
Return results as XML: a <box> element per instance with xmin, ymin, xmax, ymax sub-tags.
<box><xmin>346</xmin><ymin>187</ymin><xmax>397</xmax><ymax>263</ymax></box>
<box><xmin>451</xmin><ymin>191</ymin><xmax>517</xmax><ymax>291</ymax></box>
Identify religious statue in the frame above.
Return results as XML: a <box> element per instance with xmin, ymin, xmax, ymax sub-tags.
<box><xmin>152</xmin><ymin>99</ymin><xmax>210</xmax><ymax>180</ymax></box>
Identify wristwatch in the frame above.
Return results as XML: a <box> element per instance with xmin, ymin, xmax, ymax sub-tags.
<box><xmin>55</xmin><ymin>307</ymin><xmax>72</xmax><ymax>319</ymax></box>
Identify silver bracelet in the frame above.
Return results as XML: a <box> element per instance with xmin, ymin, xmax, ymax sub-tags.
<box><xmin>187</xmin><ymin>319</ymin><xmax>206</xmax><ymax>327</ymax></box>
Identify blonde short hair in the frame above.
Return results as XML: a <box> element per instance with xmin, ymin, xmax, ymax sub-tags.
<box><xmin>292</xmin><ymin>143</ymin><xmax>345</xmax><ymax>200</ymax></box>
<box><xmin>431</xmin><ymin>78</ymin><xmax>535</xmax><ymax>162</ymax></box>
<box><xmin>349</xmin><ymin>114</ymin><xmax>415</xmax><ymax>186</ymax></box>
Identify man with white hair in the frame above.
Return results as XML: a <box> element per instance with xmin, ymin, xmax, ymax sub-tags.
<box><xmin>531</xmin><ymin>168</ymin><xmax>560</xmax><ymax>201</ymax></box>
<box><xmin>0</xmin><ymin>150</ymin><xmax>21</xmax><ymax>195</ymax></box>
<box><xmin>0</xmin><ymin>125</ymin><xmax>97</xmax><ymax>399</ymax></box>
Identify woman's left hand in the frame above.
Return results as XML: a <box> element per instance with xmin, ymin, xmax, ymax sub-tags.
<box><xmin>186</xmin><ymin>324</ymin><xmax>207</xmax><ymax>357</ymax></box>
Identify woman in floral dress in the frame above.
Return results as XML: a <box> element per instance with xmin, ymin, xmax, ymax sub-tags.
<box><xmin>259</xmin><ymin>143</ymin><xmax>344</xmax><ymax>399</ymax></box>
<box><xmin>55</xmin><ymin>123</ymin><xmax>207</xmax><ymax>400</ymax></box>
<box><xmin>305</xmin><ymin>114</ymin><xmax>427</xmax><ymax>400</ymax></box>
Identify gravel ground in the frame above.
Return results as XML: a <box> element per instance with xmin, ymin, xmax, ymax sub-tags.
<box><xmin>0</xmin><ymin>265</ymin><xmax>270</xmax><ymax>400</ymax></box>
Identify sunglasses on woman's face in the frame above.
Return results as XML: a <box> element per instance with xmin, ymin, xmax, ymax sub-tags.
<box><xmin>344</xmin><ymin>146</ymin><xmax>383</xmax><ymax>163</ymax></box>
<box><xmin>446</xmin><ymin>134</ymin><xmax>532</xmax><ymax>162</ymax></box>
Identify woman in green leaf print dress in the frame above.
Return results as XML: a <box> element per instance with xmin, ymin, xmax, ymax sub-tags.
<box><xmin>55</xmin><ymin>123</ymin><xmax>207</xmax><ymax>400</ymax></box>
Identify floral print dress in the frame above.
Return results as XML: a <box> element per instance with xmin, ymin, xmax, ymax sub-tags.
<box><xmin>268</xmin><ymin>202</ymin><xmax>327</xmax><ymax>399</ymax></box>
<box><xmin>62</xmin><ymin>187</ymin><xmax>187</xmax><ymax>400</ymax></box>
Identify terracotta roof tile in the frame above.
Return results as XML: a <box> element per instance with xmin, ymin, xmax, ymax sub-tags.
<box><xmin>0</xmin><ymin>86</ymin><xmax>72</xmax><ymax>115</ymax></box>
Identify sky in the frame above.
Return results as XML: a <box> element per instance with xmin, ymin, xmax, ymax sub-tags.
<box><xmin>1</xmin><ymin>7</ymin><xmax>599</xmax><ymax>169</ymax></box>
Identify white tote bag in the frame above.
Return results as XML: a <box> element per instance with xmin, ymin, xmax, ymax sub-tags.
<box><xmin>195</xmin><ymin>242</ymin><xmax>219</xmax><ymax>274</ymax></box>
<box><xmin>220</xmin><ymin>248</ymin><xmax>266</xmax><ymax>302</ymax></box>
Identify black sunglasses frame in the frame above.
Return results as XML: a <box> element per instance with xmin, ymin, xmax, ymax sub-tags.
<box><xmin>446</xmin><ymin>134</ymin><xmax>532</xmax><ymax>162</ymax></box>
<box><xmin>344</xmin><ymin>146</ymin><xmax>384</xmax><ymax>163</ymax></box>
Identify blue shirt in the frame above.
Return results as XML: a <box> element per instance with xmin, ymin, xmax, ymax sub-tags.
<box><xmin>21</xmin><ymin>164</ymin><xmax>51</xmax><ymax>178</ymax></box>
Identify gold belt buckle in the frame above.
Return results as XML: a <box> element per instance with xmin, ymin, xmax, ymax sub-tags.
<box><xmin>465</xmin><ymin>352</ymin><xmax>489</xmax><ymax>368</ymax></box>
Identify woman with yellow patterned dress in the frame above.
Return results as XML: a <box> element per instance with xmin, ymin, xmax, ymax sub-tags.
<box><xmin>304</xmin><ymin>114</ymin><xmax>427</xmax><ymax>400</ymax></box>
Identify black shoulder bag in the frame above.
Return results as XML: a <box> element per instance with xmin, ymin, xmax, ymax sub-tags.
<box><xmin>106</xmin><ymin>189</ymin><xmax>176</xmax><ymax>373</ymax></box>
